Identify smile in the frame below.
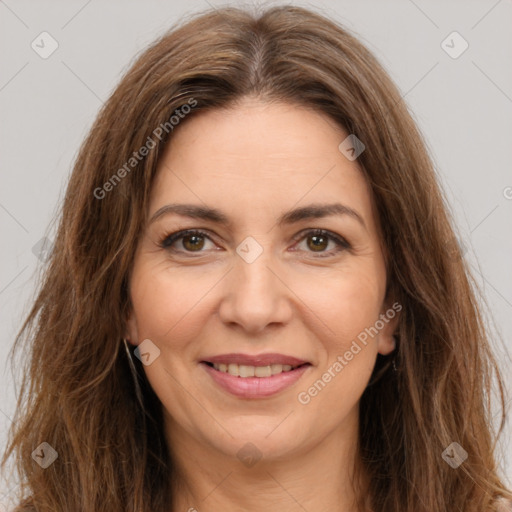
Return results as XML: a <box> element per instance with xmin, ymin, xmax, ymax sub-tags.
<box><xmin>206</xmin><ymin>362</ymin><xmax>305</xmax><ymax>377</ymax></box>
<box><xmin>200</xmin><ymin>361</ymin><xmax>312</xmax><ymax>398</ymax></box>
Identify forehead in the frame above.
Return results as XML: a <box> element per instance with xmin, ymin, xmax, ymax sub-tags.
<box><xmin>150</xmin><ymin>99</ymin><xmax>375</xmax><ymax>226</ymax></box>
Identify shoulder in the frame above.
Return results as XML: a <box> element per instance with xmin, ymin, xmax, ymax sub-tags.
<box><xmin>11</xmin><ymin>497</ymin><xmax>36</xmax><ymax>512</ymax></box>
<box><xmin>495</xmin><ymin>497</ymin><xmax>512</xmax><ymax>511</ymax></box>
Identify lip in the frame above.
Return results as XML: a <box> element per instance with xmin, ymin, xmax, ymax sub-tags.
<box><xmin>202</xmin><ymin>353</ymin><xmax>309</xmax><ymax>366</ymax></box>
<box><xmin>200</xmin><ymin>361</ymin><xmax>312</xmax><ymax>399</ymax></box>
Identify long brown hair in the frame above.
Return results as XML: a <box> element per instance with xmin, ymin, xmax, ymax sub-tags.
<box><xmin>2</xmin><ymin>5</ymin><xmax>511</xmax><ymax>511</ymax></box>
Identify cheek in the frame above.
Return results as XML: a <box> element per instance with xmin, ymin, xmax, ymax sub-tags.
<box><xmin>129</xmin><ymin>260</ymin><xmax>214</xmax><ymax>346</ymax></box>
<box><xmin>294</xmin><ymin>262</ymin><xmax>384</xmax><ymax>349</ymax></box>
<box><xmin>294</xmin><ymin>269</ymin><xmax>384</xmax><ymax>422</ymax></box>
<box><xmin>128</xmin><ymin>263</ymin><xmax>212</xmax><ymax>410</ymax></box>
<box><xmin>336</xmin><ymin>277</ymin><xmax>382</xmax><ymax>340</ymax></box>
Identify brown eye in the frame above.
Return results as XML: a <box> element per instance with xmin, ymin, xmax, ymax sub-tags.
<box><xmin>292</xmin><ymin>229</ymin><xmax>350</xmax><ymax>258</ymax></box>
<box><xmin>307</xmin><ymin>233</ymin><xmax>329</xmax><ymax>252</ymax></box>
<box><xmin>160</xmin><ymin>229</ymin><xmax>215</xmax><ymax>253</ymax></box>
<box><xmin>182</xmin><ymin>234</ymin><xmax>205</xmax><ymax>251</ymax></box>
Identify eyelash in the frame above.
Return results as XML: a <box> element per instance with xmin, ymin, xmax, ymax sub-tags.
<box><xmin>158</xmin><ymin>228</ymin><xmax>351</xmax><ymax>258</ymax></box>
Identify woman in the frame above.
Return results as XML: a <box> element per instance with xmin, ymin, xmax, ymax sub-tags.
<box><xmin>2</xmin><ymin>5</ymin><xmax>511</xmax><ymax>512</ymax></box>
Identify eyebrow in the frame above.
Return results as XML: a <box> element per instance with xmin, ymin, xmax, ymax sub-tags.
<box><xmin>149</xmin><ymin>202</ymin><xmax>366</xmax><ymax>228</ymax></box>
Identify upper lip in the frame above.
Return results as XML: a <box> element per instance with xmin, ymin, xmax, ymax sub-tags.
<box><xmin>202</xmin><ymin>353</ymin><xmax>310</xmax><ymax>367</ymax></box>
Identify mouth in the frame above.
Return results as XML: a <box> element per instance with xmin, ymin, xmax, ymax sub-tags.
<box><xmin>201</xmin><ymin>361</ymin><xmax>310</xmax><ymax>378</ymax></box>
<box><xmin>199</xmin><ymin>355</ymin><xmax>312</xmax><ymax>398</ymax></box>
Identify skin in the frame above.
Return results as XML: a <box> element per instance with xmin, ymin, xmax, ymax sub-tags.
<box><xmin>125</xmin><ymin>97</ymin><xmax>399</xmax><ymax>512</ymax></box>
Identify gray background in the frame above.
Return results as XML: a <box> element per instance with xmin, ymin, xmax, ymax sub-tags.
<box><xmin>1</xmin><ymin>0</ymin><xmax>511</xmax><ymax>507</ymax></box>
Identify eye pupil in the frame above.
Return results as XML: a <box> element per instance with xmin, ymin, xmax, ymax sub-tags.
<box><xmin>308</xmin><ymin>234</ymin><xmax>328</xmax><ymax>251</ymax></box>
<box><xmin>183</xmin><ymin>234</ymin><xmax>205</xmax><ymax>251</ymax></box>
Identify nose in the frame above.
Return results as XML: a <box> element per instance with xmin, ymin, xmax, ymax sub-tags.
<box><xmin>217</xmin><ymin>244</ymin><xmax>293</xmax><ymax>334</ymax></box>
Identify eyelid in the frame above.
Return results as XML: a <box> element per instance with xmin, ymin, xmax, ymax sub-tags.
<box><xmin>291</xmin><ymin>227</ymin><xmax>349</xmax><ymax>246</ymax></box>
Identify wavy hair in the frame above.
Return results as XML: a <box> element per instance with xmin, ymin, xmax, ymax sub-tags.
<box><xmin>2</xmin><ymin>5</ymin><xmax>511</xmax><ymax>511</ymax></box>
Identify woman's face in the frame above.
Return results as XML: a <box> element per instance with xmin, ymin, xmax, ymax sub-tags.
<box><xmin>126</xmin><ymin>98</ymin><xmax>397</xmax><ymax>465</ymax></box>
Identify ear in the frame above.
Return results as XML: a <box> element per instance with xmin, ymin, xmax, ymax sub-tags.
<box><xmin>124</xmin><ymin>309</ymin><xmax>140</xmax><ymax>347</ymax></box>
<box><xmin>377</xmin><ymin>300</ymin><xmax>401</xmax><ymax>356</ymax></box>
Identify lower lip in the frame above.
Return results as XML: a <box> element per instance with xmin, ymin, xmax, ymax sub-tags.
<box><xmin>201</xmin><ymin>362</ymin><xmax>311</xmax><ymax>399</ymax></box>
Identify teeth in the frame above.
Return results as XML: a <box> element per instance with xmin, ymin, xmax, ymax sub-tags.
<box><xmin>211</xmin><ymin>362</ymin><xmax>301</xmax><ymax>377</ymax></box>
<box><xmin>270</xmin><ymin>364</ymin><xmax>283</xmax><ymax>375</ymax></box>
<box><xmin>255</xmin><ymin>365</ymin><xmax>272</xmax><ymax>377</ymax></box>
<box><xmin>239</xmin><ymin>365</ymin><xmax>255</xmax><ymax>377</ymax></box>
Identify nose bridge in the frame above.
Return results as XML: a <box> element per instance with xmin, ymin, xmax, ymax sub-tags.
<box><xmin>218</xmin><ymin>235</ymin><xmax>291</xmax><ymax>332</ymax></box>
